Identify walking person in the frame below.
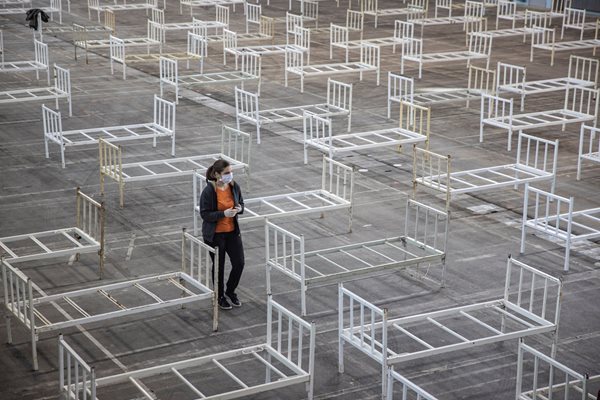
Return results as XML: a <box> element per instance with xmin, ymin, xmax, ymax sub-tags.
<box><xmin>199</xmin><ymin>159</ymin><xmax>245</xmax><ymax>310</ymax></box>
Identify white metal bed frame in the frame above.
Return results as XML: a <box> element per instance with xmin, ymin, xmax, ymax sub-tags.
<box><xmin>412</xmin><ymin>0</ymin><xmax>486</xmax><ymax>41</ymax></box>
<box><xmin>496</xmin><ymin>55</ymin><xmax>598</xmax><ymax>112</ymax></box>
<box><xmin>413</xmin><ymin>133</ymin><xmax>559</xmax><ymax>209</ymax></box>
<box><xmin>3</xmin><ymin>229</ymin><xmax>218</xmax><ymax>371</ymax></box>
<box><xmin>99</xmin><ymin>125</ymin><xmax>251</xmax><ymax>207</ymax></box>
<box><xmin>58</xmin><ymin>295</ymin><xmax>315</xmax><ymax>400</ymax></box>
<box><xmin>43</xmin><ymin>95</ymin><xmax>176</xmax><ymax>168</ymax></box>
<box><xmin>517</xmin><ymin>340</ymin><xmax>599</xmax><ymax>400</ymax></box>
<box><xmin>179</xmin><ymin>0</ymin><xmax>244</xmax><ymax>16</ymax></box>
<box><xmin>150</xmin><ymin>7</ymin><xmax>229</xmax><ymax>42</ymax></box>
<box><xmin>235</xmin><ymin>78</ymin><xmax>353</xmax><ymax>144</ymax></box>
<box><xmin>479</xmin><ymin>86</ymin><xmax>600</xmax><ymax>151</ymax></box>
<box><xmin>110</xmin><ymin>31</ymin><xmax>203</xmax><ymax>80</ymax></box>
<box><xmin>0</xmin><ymin>64</ymin><xmax>72</xmax><ymax>116</ymax></box>
<box><xmin>303</xmin><ymin>100</ymin><xmax>429</xmax><ymax>163</ymax></box>
<box><xmin>266</xmin><ymin>198</ymin><xmax>448</xmax><ymax>316</ymax></box>
<box><xmin>72</xmin><ymin>11</ymin><xmax>117</xmax><ymax>63</ymax></box>
<box><xmin>388</xmin><ymin>64</ymin><xmax>496</xmax><ymax>113</ymax></box>
<box><xmin>530</xmin><ymin>23</ymin><xmax>600</xmax><ymax>67</ymax></box>
<box><xmin>495</xmin><ymin>0</ymin><xmax>530</xmax><ymax>29</ymax></box>
<box><xmin>477</xmin><ymin>9</ymin><xmax>550</xmax><ymax>44</ymax></box>
<box><xmin>74</xmin><ymin>19</ymin><xmax>162</xmax><ymax>64</ymax></box>
<box><xmin>385</xmin><ymin>339</ymin><xmax>598</xmax><ymax>400</ymax></box>
<box><xmin>88</xmin><ymin>0</ymin><xmax>157</xmax><ymax>22</ymax></box>
<box><xmin>329</xmin><ymin>20</ymin><xmax>412</xmax><ymax>63</ymax></box>
<box><xmin>223</xmin><ymin>25</ymin><xmax>310</xmax><ymax>68</ymax></box>
<box><xmin>561</xmin><ymin>7</ymin><xmax>599</xmax><ymax>41</ymax></box>
<box><xmin>193</xmin><ymin>156</ymin><xmax>354</xmax><ymax>235</ymax></box>
<box><xmin>0</xmin><ymin>188</ymin><xmax>105</xmax><ymax>272</ymax></box>
<box><xmin>285</xmin><ymin>43</ymin><xmax>380</xmax><ymax>93</ymax></box>
<box><xmin>401</xmin><ymin>32</ymin><xmax>492</xmax><ymax>79</ymax></box>
<box><xmin>160</xmin><ymin>47</ymin><xmax>261</xmax><ymax>101</ymax></box>
<box><xmin>339</xmin><ymin>256</ymin><xmax>563</xmax><ymax>397</ymax></box>
<box><xmin>577</xmin><ymin>124</ymin><xmax>600</xmax><ymax>180</ymax></box>
<box><xmin>520</xmin><ymin>184</ymin><xmax>600</xmax><ymax>272</ymax></box>
<box><xmin>361</xmin><ymin>0</ymin><xmax>427</xmax><ymax>28</ymax></box>
<box><xmin>0</xmin><ymin>37</ymin><xmax>50</xmax><ymax>84</ymax></box>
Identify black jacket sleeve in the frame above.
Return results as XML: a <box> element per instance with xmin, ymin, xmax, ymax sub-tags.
<box><xmin>234</xmin><ymin>182</ymin><xmax>244</xmax><ymax>215</ymax></box>
<box><xmin>199</xmin><ymin>186</ymin><xmax>224</xmax><ymax>222</ymax></box>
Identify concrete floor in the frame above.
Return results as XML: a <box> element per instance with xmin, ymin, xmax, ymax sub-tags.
<box><xmin>0</xmin><ymin>0</ymin><xmax>599</xmax><ymax>399</ymax></box>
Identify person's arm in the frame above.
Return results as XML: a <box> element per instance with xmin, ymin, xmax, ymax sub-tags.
<box><xmin>235</xmin><ymin>183</ymin><xmax>244</xmax><ymax>215</ymax></box>
<box><xmin>200</xmin><ymin>187</ymin><xmax>224</xmax><ymax>222</ymax></box>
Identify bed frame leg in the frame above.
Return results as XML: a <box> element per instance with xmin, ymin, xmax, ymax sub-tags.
<box><xmin>301</xmin><ymin>284</ymin><xmax>307</xmax><ymax>317</ymax></box>
<box><xmin>32</xmin><ymin>331</ymin><xmax>38</xmax><ymax>371</ymax></box>
<box><xmin>507</xmin><ymin>130</ymin><xmax>513</xmax><ymax>151</ymax></box>
<box><xmin>5</xmin><ymin>315</ymin><xmax>12</xmax><ymax>344</ymax></box>
<box><xmin>61</xmin><ymin>145</ymin><xmax>66</xmax><ymax>169</ymax></box>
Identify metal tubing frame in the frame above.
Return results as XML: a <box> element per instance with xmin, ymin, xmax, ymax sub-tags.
<box><xmin>43</xmin><ymin>95</ymin><xmax>176</xmax><ymax>168</ymax></box>
<box><xmin>100</xmin><ymin>125</ymin><xmax>250</xmax><ymax>208</ymax></box>
<box><xmin>530</xmin><ymin>22</ymin><xmax>599</xmax><ymax>67</ymax></box>
<box><xmin>0</xmin><ymin>38</ymin><xmax>50</xmax><ymax>84</ymax></box>
<box><xmin>235</xmin><ymin>78</ymin><xmax>353</xmax><ymax>144</ymax></box>
<box><xmin>413</xmin><ymin>133</ymin><xmax>559</xmax><ymax>209</ymax></box>
<box><xmin>520</xmin><ymin>184</ymin><xmax>600</xmax><ymax>272</ymax></box>
<box><xmin>266</xmin><ymin>197</ymin><xmax>448</xmax><ymax>316</ymax></box>
<box><xmin>57</xmin><ymin>296</ymin><xmax>315</xmax><ymax>400</ymax></box>
<box><xmin>577</xmin><ymin>124</ymin><xmax>600</xmax><ymax>180</ymax></box>
<box><xmin>193</xmin><ymin>155</ymin><xmax>354</xmax><ymax>235</ymax></box>
<box><xmin>338</xmin><ymin>256</ymin><xmax>562</xmax><ymax>398</ymax></box>
<box><xmin>0</xmin><ymin>188</ymin><xmax>105</xmax><ymax>273</ymax></box>
<box><xmin>480</xmin><ymin>86</ymin><xmax>599</xmax><ymax>150</ymax></box>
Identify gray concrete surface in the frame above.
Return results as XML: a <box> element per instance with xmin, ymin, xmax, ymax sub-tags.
<box><xmin>0</xmin><ymin>0</ymin><xmax>599</xmax><ymax>399</ymax></box>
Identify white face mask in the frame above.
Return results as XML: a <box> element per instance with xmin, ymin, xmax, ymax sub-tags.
<box><xmin>220</xmin><ymin>172</ymin><xmax>233</xmax><ymax>184</ymax></box>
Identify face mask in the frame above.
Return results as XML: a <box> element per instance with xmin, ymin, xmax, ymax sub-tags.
<box><xmin>220</xmin><ymin>172</ymin><xmax>233</xmax><ymax>184</ymax></box>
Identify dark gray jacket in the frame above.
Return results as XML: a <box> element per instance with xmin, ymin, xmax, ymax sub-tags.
<box><xmin>199</xmin><ymin>180</ymin><xmax>244</xmax><ymax>242</ymax></box>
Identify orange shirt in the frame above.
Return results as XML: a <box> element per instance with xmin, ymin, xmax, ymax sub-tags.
<box><xmin>215</xmin><ymin>186</ymin><xmax>235</xmax><ymax>233</ymax></box>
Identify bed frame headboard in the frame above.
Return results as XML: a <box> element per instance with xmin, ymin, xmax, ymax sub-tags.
<box><xmin>404</xmin><ymin>199</ymin><xmax>449</xmax><ymax>257</ymax></box>
<box><xmin>181</xmin><ymin>229</ymin><xmax>218</xmax><ymax>331</ymax></box>
<box><xmin>503</xmin><ymin>256</ymin><xmax>563</xmax><ymax>329</ymax></box>
<box><xmin>59</xmin><ymin>334</ymin><xmax>96</xmax><ymax>400</ymax></box>
<box><xmin>412</xmin><ymin>146</ymin><xmax>452</xmax><ymax>208</ymax></box>
<box><xmin>266</xmin><ymin>296</ymin><xmax>316</xmax><ymax>396</ymax></box>
<box><xmin>302</xmin><ymin>111</ymin><xmax>331</xmax><ymax>164</ymax></box>
<box><xmin>76</xmin><ymin>188</ymin><xmax>106</xmax><ymax>276</ymax></box>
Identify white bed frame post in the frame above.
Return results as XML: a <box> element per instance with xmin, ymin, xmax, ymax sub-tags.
<box><xmin>154</xmin><ymin>95</ymin><xmax>177</xmax><ymax>156</ymax></box>
<box><xmin>524</xmin><ymin>10</ymin><xmax>550</xmax><ymax>43</ymax></box>
<box><xmin>181</xmin><ymin>228</ymin><xmax>219</xmax><ymax>331</ymax></box>
<box><xmin>223</xmin><ymin>29</ymin><xmax>237</xmax><ymax>65</ymax></box>
<box><xmin>347</xmin><ymin>9</ymin><xmax>364</xmax><ymax>40</ymax></box>
<box><xmin>495</xmin><ymin>0</ymin><xmax>515</xmax><ymax>29</ymax></box>
<box><xmin>577</xmin><ymin>124</ymin><xmax>600</xmax><ymax>180</ymax></box>
<box><xmin>329</xmin><ymin>24</ymin><xmax>349</xmax><ymax>61</ymax></box>
<box><xmin>246</xmin><ymin>3</ymin><xmax>261</xmax><ymax>34</ymax></box>
<box><xmin>516</xmin><ymin>133</ymin><xmax>559</xmax><ymax>194</ymax></box>
<box><xmin>59</xmin><ymin>334</ymin><xmax>97</xmax><ymax>397</ymax></box>
<box><xmin>435</xmin><ymin>0</ymin><xmax>452</xmax><ymax>18</ymax></box>
<box><xmin>360</xmin><ymin>43</ymin><xmax>381</xmax><ymax>86</ymax></box>
<box><xmin>564</xmin><ymin>86</ymin><xmax>600</xmax><ymax>131</ymax></box>
<box><xmin>562</xmin><ymin>7</ymin><xmax>585</xmax><ymax>40</ymax></box>
<box><xmin>338</xmin><ymin>283</ymin><xmax>389</xmax><ymax>398</ymax></box>
<box><xmin>241</xmin><ymin>52</ymin><xmax>262</xmax><ymax>95</ymax></box>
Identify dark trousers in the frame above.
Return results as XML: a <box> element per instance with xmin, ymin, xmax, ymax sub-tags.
<box><xmin>205</xmin><ymin>231</ymin><xmax>245</xmax><ymax>298</ymax></box>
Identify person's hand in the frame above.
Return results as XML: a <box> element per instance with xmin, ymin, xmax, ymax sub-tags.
<box><xmin>224</xmin><ymin>208</ymin><xmax>238</xmax><ymax>217</ymax></box>
<box><xmin>234</xmin><ymin>205</ymin><xmax>242</xmax><ymax>213</ymax></box>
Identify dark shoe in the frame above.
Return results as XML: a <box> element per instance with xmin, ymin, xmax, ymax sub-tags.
<box><xmin>226</xmin><ymin>292</ymin><xmax>242</xmax><ymax>307</ymax></box>
<box><xmin>218</xmin><ymin>296</ymin><xmax>232</xmax><ymax>310</ymax></box>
